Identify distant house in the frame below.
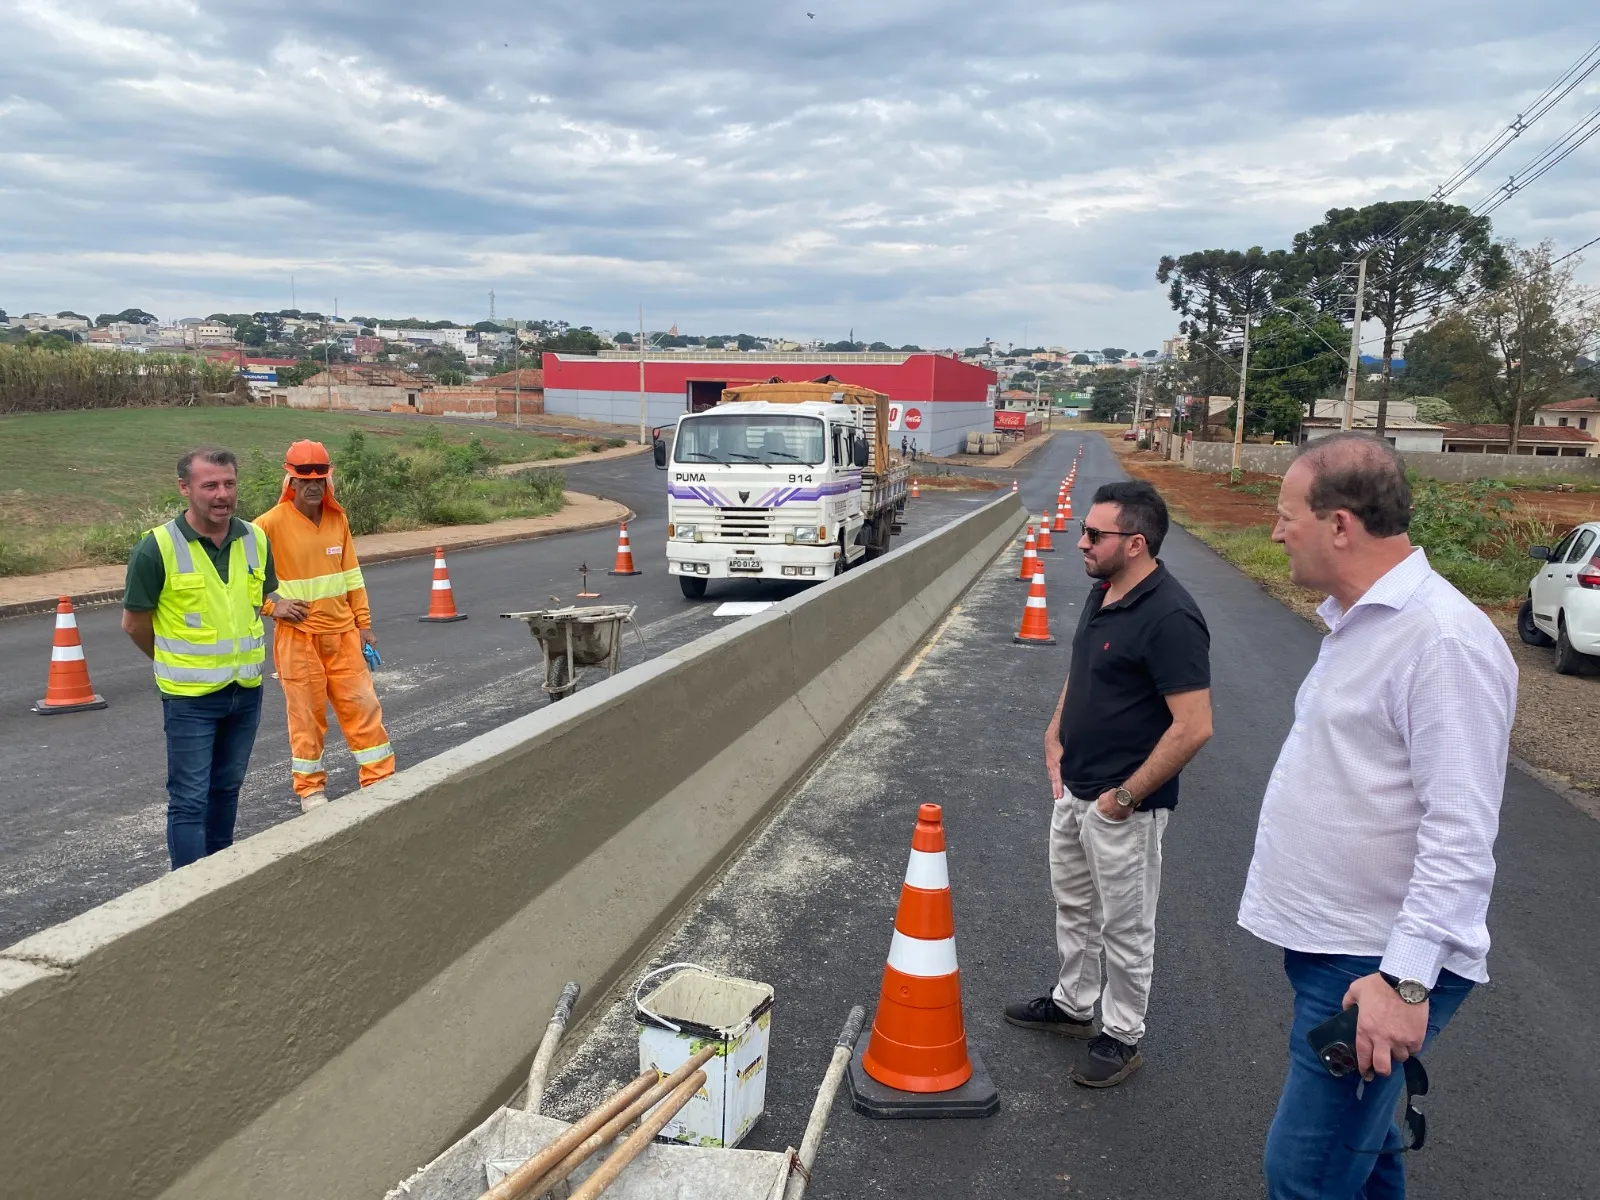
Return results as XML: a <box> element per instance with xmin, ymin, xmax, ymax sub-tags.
<box><xmin>1299</xmin><ymin>399</ymin><xmax>1446</xmax><ymax>453</ymax></box>
<box><xmin>1535</xmin><ymin>397</ymin><xmax>1599</xmax><ymax>434</ymax></box>
<box><xmin>1439</xmin><ymin>423</ymin><xmax>1597</xmax><ymax>457</ymax></box>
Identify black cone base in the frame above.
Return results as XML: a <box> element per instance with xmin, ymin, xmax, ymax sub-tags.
<box><xmin>846</xmin><ymin>1038</ymin><xmax>999</xmax><ymax>1120</ymax></box>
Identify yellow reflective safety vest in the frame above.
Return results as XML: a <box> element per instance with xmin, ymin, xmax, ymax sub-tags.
<box><xmin>148</xmin><ymin>519</ymin><xmax>268</xmax><ymax>697</ymax></box>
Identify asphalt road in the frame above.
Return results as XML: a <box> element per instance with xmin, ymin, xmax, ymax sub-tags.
<box><xmin>0</xmin><ymin>454</ymin><xmax>985</xmax><ymax>946</ymax></box>
<box><xmin>544</xmin><ymin>432</ymin><xmax>1600</xmax><ymax>1199</ymax></box>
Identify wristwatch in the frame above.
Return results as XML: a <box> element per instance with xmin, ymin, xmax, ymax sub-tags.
<box><xmin>1381</xmin><ymin>973</ymin><xmax>1430</xmax><ymax>1005</ymax></box>
<box><xmin>1112</xmin><ymin>786</ymin><xmax>1138</xmax><ymax>810</ymax></box>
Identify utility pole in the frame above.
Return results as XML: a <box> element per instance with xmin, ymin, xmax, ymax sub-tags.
<box><xmin>323</xmin><ymin>313</ymin><xmax>332</xmax><ymax>412</ymax></box>
<box><xmin>512</xmin><ymin>317</ymin><xmax>522</xmax><ymax>429</ymax></box>
<box><xmin>489</xmin><ymin>289</ymin><xmax>496</xmax><ymax>323</ymax></box>
<box><xmin>1340</xmin><ymin>256</ymin><xmax>1368</xmax><ymax>431</ymax></box>
<box><xmin>1230</xmin><ymin>315</ymin><xmax>1251</xmax><ymax>482</ymax></box>
<box><xmin>638</xmin><ymin>305</ymin><xmax>647</xmax><ymax>446</ymax></box>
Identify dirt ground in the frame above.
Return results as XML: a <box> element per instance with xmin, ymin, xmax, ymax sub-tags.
<box><xmin>1118</xmin><ymin>448</ymin><xmax>1600</xmax><ymax>533</ymax></box>
<box><xmin>1115</xmin><ymin>448</ymin><xmax>1600</xmax><ymax>802</ymax></box>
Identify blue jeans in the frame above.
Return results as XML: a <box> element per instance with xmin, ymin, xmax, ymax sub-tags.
<box><xmin>1264</xmin><ymin>950</ymin><xmax>1474</xmax><ymax>1200</ymax></box>
<box><xmin>162</xmin><ymin>683</ymin><xmax>263</xmax><ymax>869</ymax></box>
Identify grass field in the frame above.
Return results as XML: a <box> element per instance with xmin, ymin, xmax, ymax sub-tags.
<box><xmin>0</xmin><ymin>407</ymin><xmax>606</xmax><ymax>576</ymax></box>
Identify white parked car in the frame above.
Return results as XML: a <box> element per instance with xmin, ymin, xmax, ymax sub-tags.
<box><xmin>1519</xmin><ymin>520</ymin><xmax>1600</xmax><ymax>674</ymax></box>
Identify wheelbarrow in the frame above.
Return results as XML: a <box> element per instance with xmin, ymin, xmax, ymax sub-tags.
<box><xmin>499</xmin><ymin>605</ymin><xmax>643</xmax><ymax>702</ymax></box>
<box><xmin>385</xmin><ymin>987</ymin><xmax>865</xmax><ymax>1200</ymax></box>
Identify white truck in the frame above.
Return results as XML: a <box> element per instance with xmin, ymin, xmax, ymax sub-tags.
<box><xmin>652</xmin><ymin>379</ymin><xmax>911</xmax><ymax>598</ymax></box>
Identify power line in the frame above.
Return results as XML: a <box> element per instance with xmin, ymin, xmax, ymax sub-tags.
<box><xmin>1187</xmin><ymin>42</ymin><xmax>1600</xmax><ymax>339</ymax></box>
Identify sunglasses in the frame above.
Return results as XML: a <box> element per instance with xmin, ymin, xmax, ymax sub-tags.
<box><xmin>289</xmin><ymin>464</ymin><xmax>330</xmax><ymax>477</ymax></box>
<box><xmin>1348</xmin><ymin>1056</ymin><xmax>1430</xmax><ymax>1155</ymax></box>
<box><xmin>1079</xmin><ymin>521</ymin><xmax>1136</xmax><ymax>546</ymax></box>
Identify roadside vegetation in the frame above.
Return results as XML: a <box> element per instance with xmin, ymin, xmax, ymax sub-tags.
<box><xmin>0</xmin><ymin>408</ymin><xmax>604</xmax><ymax>576</ymax></box>
<box><xmin>1183</xmin><ymin>476</ymin><xmax>1556</xmax><ymax>607</ymax></box>
<box><xmin>0</xmin><ymin>344</ymin><xmax>241</xmax><ymax>413</ymax></box>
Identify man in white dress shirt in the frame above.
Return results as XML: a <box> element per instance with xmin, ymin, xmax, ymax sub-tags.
<box><xmin>1238</xmin><ymin>433</ymin><xmax>1517</xmax><ymax>1199</ymax></box>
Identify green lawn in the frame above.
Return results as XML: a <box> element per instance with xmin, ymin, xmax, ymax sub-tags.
<box><xmin>0</xmin><ymin>407</ymin><xmax>600</xmax><ymax>575</ymax></box>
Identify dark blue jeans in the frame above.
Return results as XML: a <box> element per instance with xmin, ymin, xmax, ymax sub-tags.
<box><xmin>162</xmin><ymin>683</ymin><xmax>263</xmax><ymax>869</ymax></box>
<box><xmin>1264</xmin><ymin>950</ymin><xmax>1474</xmax><ymax>1200</ymax></box>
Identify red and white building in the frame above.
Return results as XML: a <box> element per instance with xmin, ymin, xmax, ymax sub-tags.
<box><xmin>542</xmin><ymin>351</ymin><xmax>999</xmax><ymax>456</ymax></box>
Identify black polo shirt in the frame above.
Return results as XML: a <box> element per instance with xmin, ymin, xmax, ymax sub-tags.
<box><xmin>1057</xmin><ymin>562</ymin><xmax>1210</xmax><ymax>811</ymax></box>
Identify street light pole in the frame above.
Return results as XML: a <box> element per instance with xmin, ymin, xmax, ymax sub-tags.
<box><xmin>637</xmin><ymin>305</ymin><xmax>647</xmax><ymax>446</ymax></box>
<box><xmin>512</xmin><ymin>318</ymin><xmax>522</xmax><ymax>429</ymax></box>
<box><xmin>1230</xmin><ymin>315</ymin><xmax>1251</xmax><ymax>482</ymax></box>
<box><xmin>1340</xmin><ymin>256</ymin><xmax>1368</xmax><ymax>431</ymax></box>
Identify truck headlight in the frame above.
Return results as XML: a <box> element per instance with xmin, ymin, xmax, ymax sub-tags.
<box><xmin>793</xmin><ymin>527</ymin><xmax>818</xmax><ymax>543</ymax></box>
<box><xmin>675</xmin><ymin>524</ymin><xmax>697</xmax><ymax>539</ymax></box>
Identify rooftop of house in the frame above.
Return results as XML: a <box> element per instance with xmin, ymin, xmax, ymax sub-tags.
<box><xmin>1441</xmin><ymin>422</ymin><xmax>1597</xmax><ymax>443</ymax></box>
<box><xmin>1537</xmin><ymin>396</ymin><xmax>1600</xmax><ymax>412</ymax></box>
<box><xmin>474</xmin><ymin>368</ymin><xmax>544</xmax><ymax>389</ymax></box>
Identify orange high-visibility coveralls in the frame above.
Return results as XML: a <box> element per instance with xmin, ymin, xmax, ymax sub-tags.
<box><xmin>256</xmin><ymin>478</ymin><xmax>395</xmax><ymax>798</ymax></box>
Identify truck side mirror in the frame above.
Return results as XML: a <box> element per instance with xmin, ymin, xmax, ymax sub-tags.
<box><xmin>852</xmin><ymin>439</ymin><xmax>869</xmax><ymax>469</ymax></box>
<box><xmin>653</xmin><ymin>438</ymin><xmax>667</xmax><ymax>469</ymax></box>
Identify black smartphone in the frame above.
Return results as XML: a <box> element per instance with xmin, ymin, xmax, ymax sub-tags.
<box><xmin>1307</xmin><ymin>1004</ymin><xmax>1360</xmax><ymax>1077</ymax></box>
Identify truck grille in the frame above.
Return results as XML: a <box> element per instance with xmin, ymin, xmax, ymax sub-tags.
<box><xmin>715</xmin><ymin>507</ymin><xmax>775</xmax><ymax>540</ymax></box>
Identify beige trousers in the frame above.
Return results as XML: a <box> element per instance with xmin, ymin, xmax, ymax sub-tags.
<box><xmin>1049</xmin><ymin>797</ymin><xmax>1169</xmax><ymax>1045</ymax></box>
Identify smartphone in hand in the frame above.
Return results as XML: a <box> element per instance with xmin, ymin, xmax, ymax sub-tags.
<box><xmin>1307</xmin><ymin>1005</ymin><xmax>1360</xmax><ymax>1077</ymax></box>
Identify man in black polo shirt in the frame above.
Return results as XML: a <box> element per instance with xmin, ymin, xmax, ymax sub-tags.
<box><xmin>1005</xmin><ymin>479</ymin><xmax>1213</xmax><ymax>1087</ymax></box>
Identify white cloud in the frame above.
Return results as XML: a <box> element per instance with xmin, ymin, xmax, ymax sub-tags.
<box><xmin>0</xmin><ymin>0</ymin><xmax>1595</xmax><ymax>346</ymax></box>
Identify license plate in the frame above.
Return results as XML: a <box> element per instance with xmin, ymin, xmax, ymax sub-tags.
<box><xmin>729</xmin><ymin>557</ymin><xmax>762</xmax><ymax>571</ymax></box>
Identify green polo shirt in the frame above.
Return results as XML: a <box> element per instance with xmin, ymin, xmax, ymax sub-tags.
<box><xmin>123</xmin><ymin>513</ymin><xmax>279</xmax><ymax>612</ymax></box>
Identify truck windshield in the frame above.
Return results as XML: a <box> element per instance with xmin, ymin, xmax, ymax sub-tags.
<box><xmin>675</xmin><ymin>414</ymin><xmax>826</xmax><ymax>465</ymax></box>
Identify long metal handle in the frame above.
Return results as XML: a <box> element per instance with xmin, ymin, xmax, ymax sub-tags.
<box><xmin>524</xmin><ymin>982</ymin><xmax>581</xmax><ymax>1115</ymax></box>
<box><xmin>783</xmin><ymin>1005</ymin><xmax>866</xmax><ymax>1200</ymax></box>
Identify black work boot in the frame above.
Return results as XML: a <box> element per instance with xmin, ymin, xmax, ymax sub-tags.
<box><xmin>1003</xmin><ymin>995</ymin><xmax>1098</xmax><ymax>1038</ymax></box>
<box><xmin>1071</xmin><ymin>1032</ymin><xmax>1144</xmax><ymax>1087</ymax></box>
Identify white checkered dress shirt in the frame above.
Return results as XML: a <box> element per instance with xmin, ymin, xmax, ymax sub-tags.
<box><xmin>1238</xmin><ymin>548</ymin><xmax>1518</xmax><ymax>986</ymax></box>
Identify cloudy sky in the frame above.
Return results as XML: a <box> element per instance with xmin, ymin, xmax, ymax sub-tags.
<box><xmin>2</xmin><ymin>1</ymin><xmax>1596</xmax><ymax>348</ymax></box>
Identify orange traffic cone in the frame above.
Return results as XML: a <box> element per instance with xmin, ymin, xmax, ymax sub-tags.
<box><xmin>1036</xmin><ymin>515</ymin><xmax>1054</xmax><ymax>552</ymax></box>
<box><xmin>33</xmin><ymin>597</ymin><xmax>107</xmax><ymax>714</ymax></box>
<box><xmin>1014</xmin><ymin>569</ymin><xmax>1056</xmax><ymax>645</ymax></box>
<box><xmin>1017</xmin><ymin>526</ymin><xmax>1041</xmax><ymax>582</ymax></box>
<box><xmin>847</xmin><ymin>803</ymin><xmax>998</xmax><ymax>1118</ymax></box>
<box><xmin>912</xmin><ymin>479</ymin><xmax>921</xmax><ymax>499</ymax></box>
<box><xmin>1063</xmin><ymin>494</ymin><xmax>1074</xmax><ymax>522</ymax></box>
<box><xmin>1052</xmin><ymin>497</ymin><xmax>1068</xmax><ymax>533</ymax></box>
<box><xmin>1011</xmin><ymin>479</ymin><xmax>1018</xmax><ymax>494</ymax></box>
<box><xmin>607</xmin><ymin>521</ymin><xmax>642</xmax><ymax>576</ymax></box>
<box><xmin>418</xmin><ymin>547</ymin><xmax>468</xmax><ymax>622</ymax></box>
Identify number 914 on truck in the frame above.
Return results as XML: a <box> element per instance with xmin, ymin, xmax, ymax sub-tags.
<box><xmin>652</xmin><ymin>379</ymin><xmax>912</xmax><ymax>599</ymax></box>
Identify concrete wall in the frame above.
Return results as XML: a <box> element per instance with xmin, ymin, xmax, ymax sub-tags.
<box><xmin>283</xmin><ymin>384</ymin><xmax>420</xmax><ymax>411</ymax></box>
<box><xmin>0</xmin><ymin>495</ymin><xmax>1026</xmax><ymax>1200</ymax></box>
<box><xmin>545</xmin><ymin>386</ymin><xmax>684</xmax><ymax>428</ymax></box>
<box><xmin>1186</xmin><ymin>439</ymin><xmax>1600</xmax><ymax>481</ymax></box>
<box><xmin>902</xmin><ymin>399</ymin><xmax>992</xmax><ymax>457</ymax></box>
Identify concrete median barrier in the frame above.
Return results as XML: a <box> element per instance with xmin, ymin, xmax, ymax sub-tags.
<box><xmin>0</xmin><ymin>493</ymin><xmax>1025</xmax><ymax>1200</ymax></box>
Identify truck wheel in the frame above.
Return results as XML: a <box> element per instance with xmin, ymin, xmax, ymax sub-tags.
<box><xmin>679</xmin><ymin>575</ymin><xmax>708</xmax><ymax>599</ymax></box>
<box><xmin>1518</xmin><ymin>597</ymin><xmax>1553</xmax><ymax>647</ymax></box>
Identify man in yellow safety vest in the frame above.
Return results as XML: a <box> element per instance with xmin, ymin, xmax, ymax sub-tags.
<box><xmin>121</xmin><ymin>446</ymin><xmax>306</xmax><ymax>869</ymax></box>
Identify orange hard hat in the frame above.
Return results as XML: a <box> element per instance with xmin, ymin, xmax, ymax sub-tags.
<box><xmin>285</xmin><ymin>440</ymin><xmax>331</xmax><ymax>477</ymax></box>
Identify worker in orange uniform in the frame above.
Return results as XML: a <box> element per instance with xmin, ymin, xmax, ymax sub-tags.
<box><xmin>255</xmin><ymin>440</ymin><xmax>395</xmax><ymax>811</ymax></box>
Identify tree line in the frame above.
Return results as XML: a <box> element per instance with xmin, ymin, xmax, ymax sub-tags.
<box><xmin>1156</xmin><ymin>200</ymin><xmax>1599</xmax><ymax>448</ymax></box>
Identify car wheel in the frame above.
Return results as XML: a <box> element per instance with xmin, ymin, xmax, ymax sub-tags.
<box><xmin>1518</xmin><ymin>597</ymin><xmax>1555</xmax><ymax>647</ymax></box>
<box><xmin>678</xmin><ymin>575</ymin><xmax>707</xmax><ymax>600</ymax></box>
<box><xmin>1555</xmin><ymin>617</ymin><xmax>1594</xmax><ymax>676</ymax></box>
